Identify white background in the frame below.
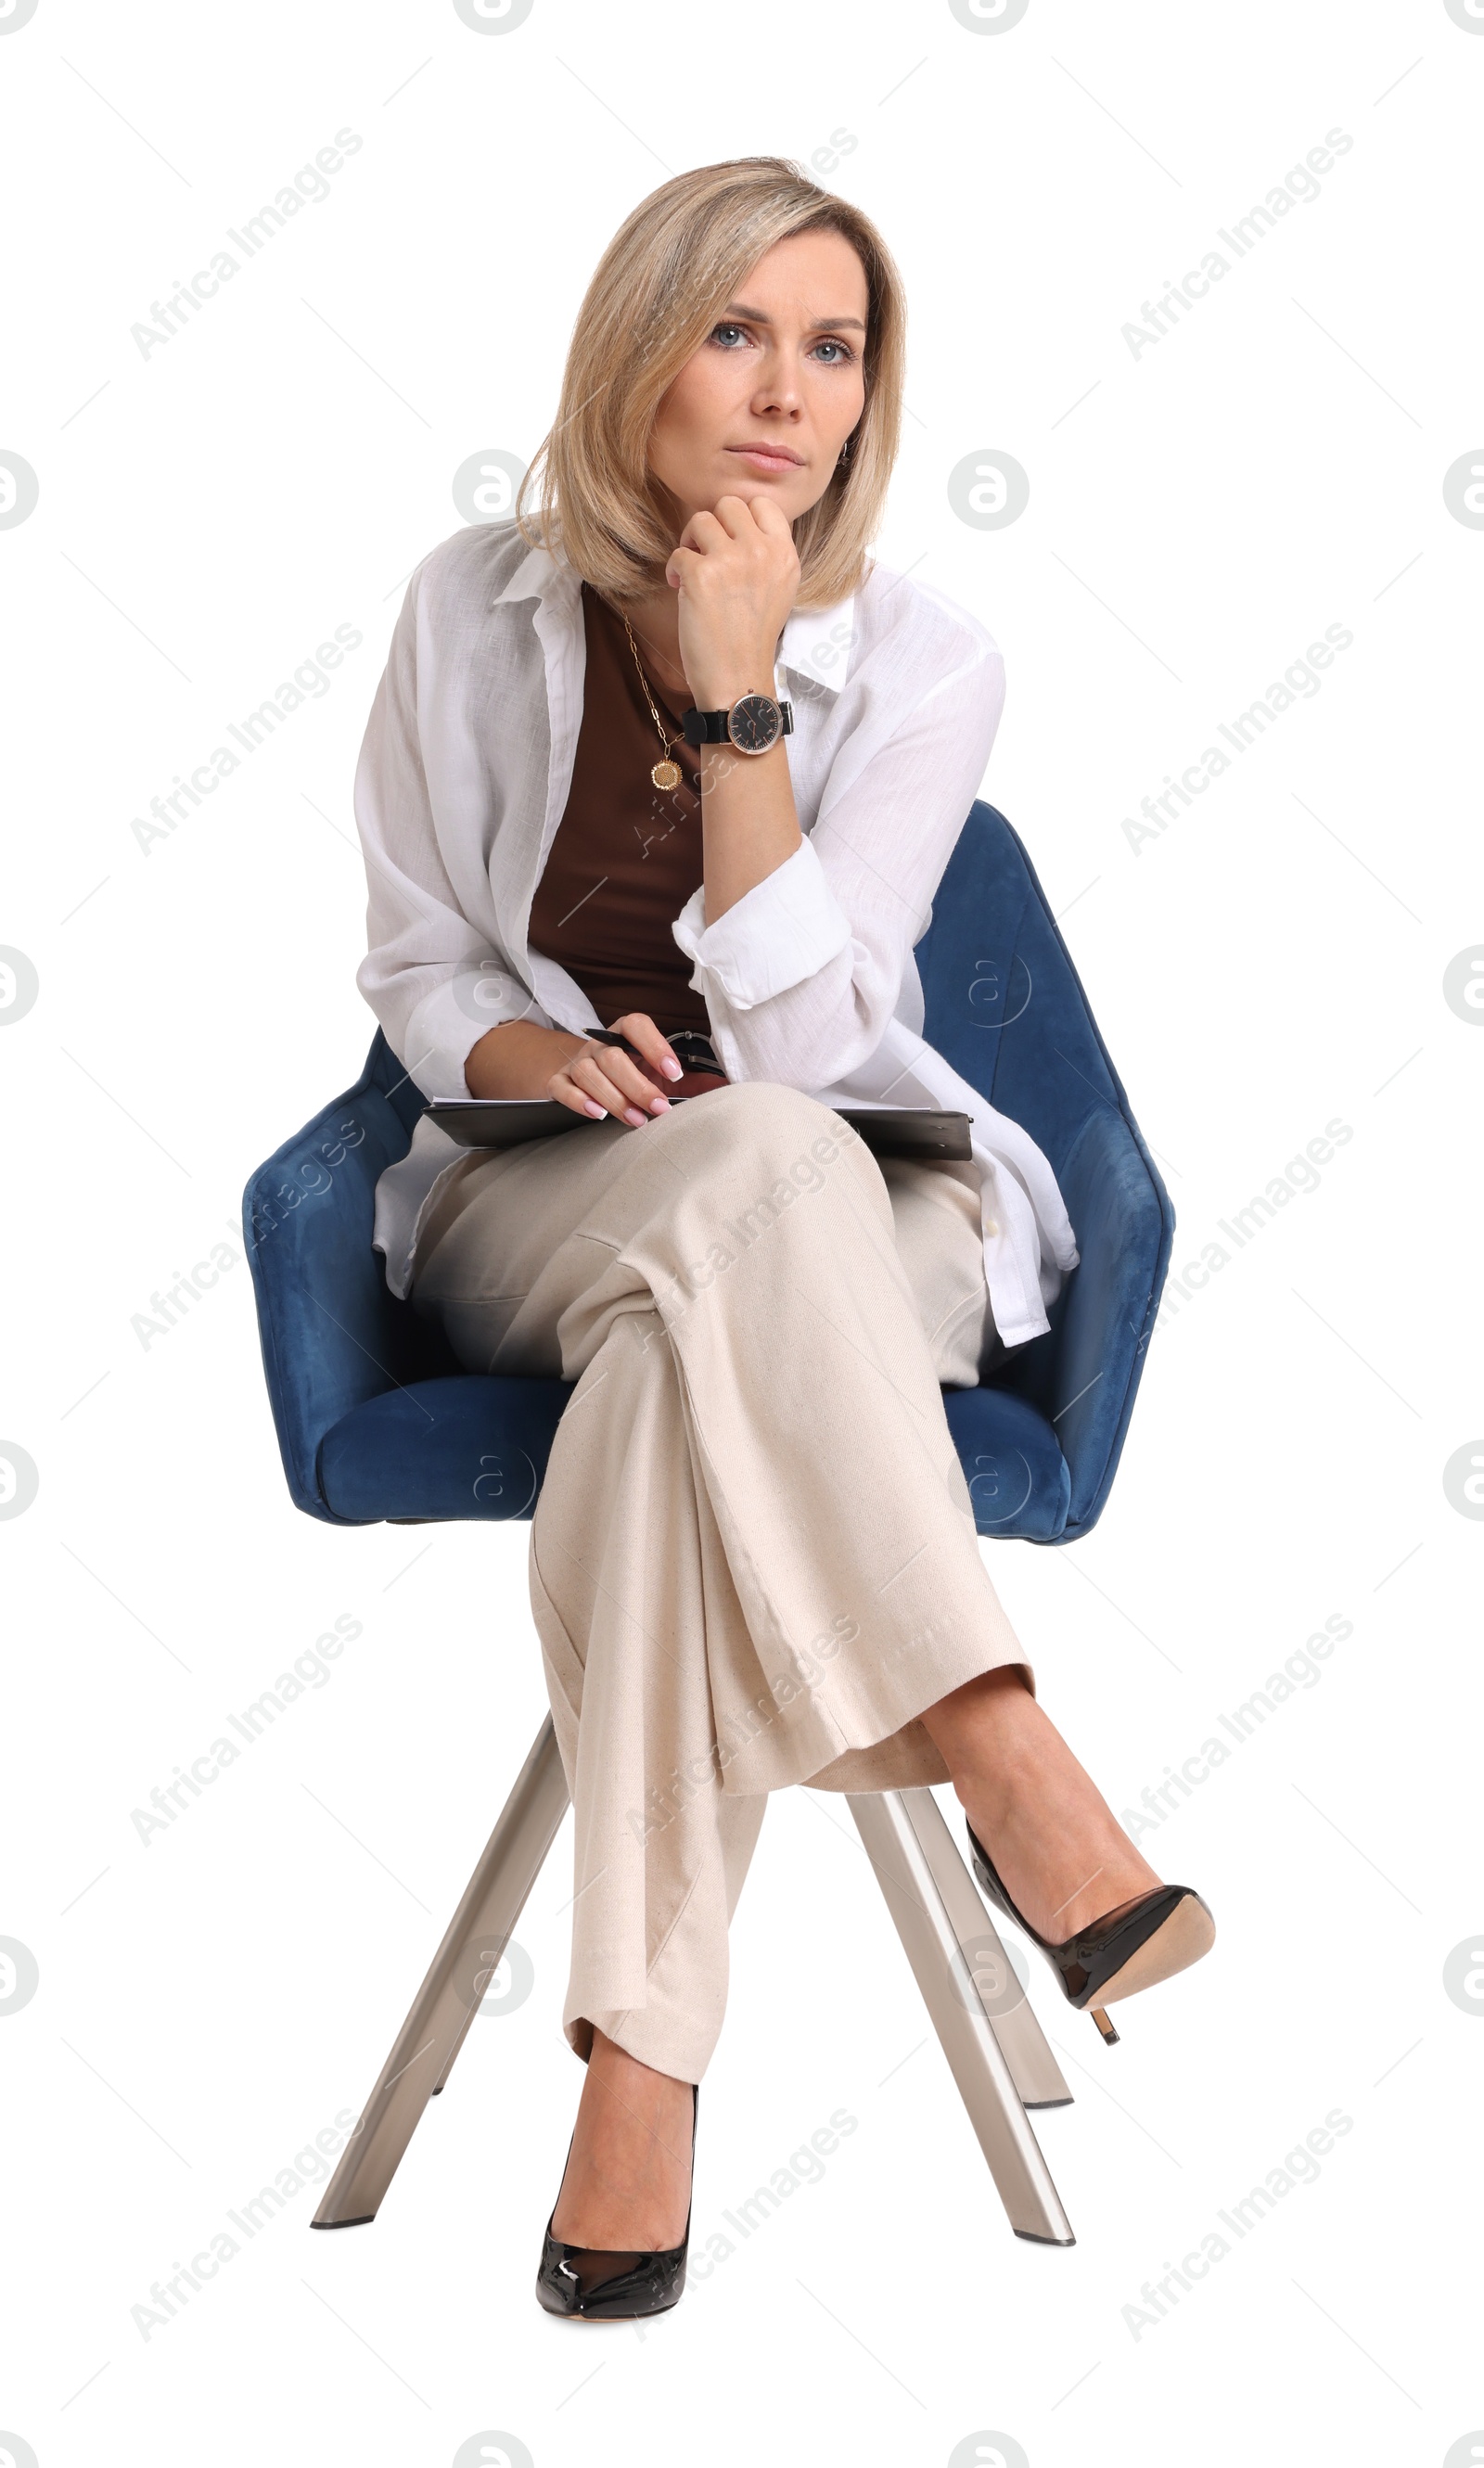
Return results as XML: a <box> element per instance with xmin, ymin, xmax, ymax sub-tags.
<box><xmin>2</xmin><ymin>2</ymin><xmax>1481</xmax><ymax>2462</ymax></box>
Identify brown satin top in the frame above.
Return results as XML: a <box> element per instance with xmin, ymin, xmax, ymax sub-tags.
<box><xmin>527</xmin><ymin>582</ymin><xmax>712</xmax><ymax>1034</ymax></box>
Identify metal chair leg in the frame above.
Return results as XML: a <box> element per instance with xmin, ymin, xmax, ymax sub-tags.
<box><xmin>847</xmin><ymin>1786</ymin><xmax>1076</xmax><ymax>2245</ymax></box>
<box><xmin>904</xmin><ymin>1785</ymin><xmax>1072</xmax><ymax>2112</ymax></box>
<box><xmin>312</xmin><ymin>1716</ymin><xmax>569</xmax><ymax>2229</ymax></box>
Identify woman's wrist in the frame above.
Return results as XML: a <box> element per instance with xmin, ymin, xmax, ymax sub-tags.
<box><xmin>684</xmin><ymin>637</ymin><xmax>783</xmax><ymax>711</ymax></box>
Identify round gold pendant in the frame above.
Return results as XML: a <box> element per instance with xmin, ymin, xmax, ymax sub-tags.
<box><xmin>651</xmin><ymin>758</ymin><xmax>682</xmax><ymax>791</ymax></box>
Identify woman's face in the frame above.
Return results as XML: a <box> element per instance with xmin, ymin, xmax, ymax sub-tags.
<box><xmin>647</xmin><ymin>228</ymin><xmax>869</xmax><ymax>529</ymax></box>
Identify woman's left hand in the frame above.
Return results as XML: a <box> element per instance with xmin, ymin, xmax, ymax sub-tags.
<box><xmin>665</xmin><ymin>493</ymin><xmax>800</xmax><ymax>709</ymax></box>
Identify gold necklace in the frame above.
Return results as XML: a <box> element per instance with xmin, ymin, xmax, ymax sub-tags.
<box><xmin>620</xmin><ymin>608</ymin><xmax>686</xmax><ymax>792</ymax></box>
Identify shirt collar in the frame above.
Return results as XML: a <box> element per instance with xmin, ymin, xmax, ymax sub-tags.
<box><xmin>492</xmin><ymin>532</ymin><xmax>858</xmax><ymax>696</ymax></box>
<box><xmin>492</xmin><ymin>537</ymin><xmax>573</xmax><ymax>609</ymax></box>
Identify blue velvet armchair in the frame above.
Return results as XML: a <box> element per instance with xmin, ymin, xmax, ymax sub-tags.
<box><xmin>243</xmin><ymin>796</ymin><xmax>1174</xmax><ymax>2247</ymax></box>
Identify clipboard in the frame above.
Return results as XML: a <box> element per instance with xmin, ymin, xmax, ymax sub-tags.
<box><xmin>426</xmin><ymin>1098</ymin><xmax>973</xmax><ymax>1162</ymax></box>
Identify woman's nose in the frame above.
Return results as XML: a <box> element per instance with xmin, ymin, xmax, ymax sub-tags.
<box><xmin>749</xmin><ymin>353</ymin><xmax>805</xmax><ymax>416</ymax></box>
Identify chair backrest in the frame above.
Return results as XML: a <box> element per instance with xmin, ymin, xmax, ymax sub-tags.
<box><xmin>916</xmin><ymin>802</ymin><xmax>1172</xmax><ymax>1504</ymax></box>
<box><xmin>916</xmin><ymin>801</ymin><xmax>1129</xmax><ymax>1177</ymax></box>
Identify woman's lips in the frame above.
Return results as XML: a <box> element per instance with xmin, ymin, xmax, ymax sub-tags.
<box><xmin>726</xmin><ymin>447</ymin><xmax>803</xmax><ymax>473</ymax></box>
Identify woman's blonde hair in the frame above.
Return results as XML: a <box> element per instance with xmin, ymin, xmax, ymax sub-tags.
<box><xmin>516</xmin><ymin>158</ymin><xmax>905</xmax><ymax>611</ymax></box>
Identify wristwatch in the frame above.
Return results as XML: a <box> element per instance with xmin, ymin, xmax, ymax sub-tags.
<box><xmin>682</xmin><ymin>690</ymin><xmax>794</xmax><ymax>755</ymax></box>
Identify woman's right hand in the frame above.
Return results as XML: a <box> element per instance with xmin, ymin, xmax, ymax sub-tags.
<box><xmin>548</xmin><ymin>1012</ymin><xmax>684</xmax><ymax>1128</ymax></box>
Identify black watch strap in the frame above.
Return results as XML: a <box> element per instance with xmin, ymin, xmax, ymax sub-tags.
<box><xmin>681</xmin><ymin>697</ymin><xmax>794</xmax><ymax>747</ymax></box>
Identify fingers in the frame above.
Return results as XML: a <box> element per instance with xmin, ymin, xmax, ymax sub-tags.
<box><xmin>676</xmin><ymin>505</ymin><xmax>731</xmax><ymax>553</ymax></box>
<box><xmin>594</xmin><ymin>1042</ymin><xmax>677</xmax><ymax>1116</ymax></box>
<box><xmin>710</xmin><ymin>493</ymin><xmax>796</xmax><ymax>543</ymax></box>
<box><xmin>549</xmin><ymin>1054</ymin><xmax>646</xmax><ymax>1125</ymax></box>
<box><xmin>666</xmin><ymin>500</ymin><xmax>800</xmax><ymax>693</ymax></box>
<box><xmin>611</xmin><ymin>1013</ymin><xmax>684</xmax><ymax>1082</ymax></box>
<box><xmin>704</xmin><ymin>496</ymin><xmax>752</xmax><ymax>541</ymax></box>
<box><xmin>550</xmin><ymin>1038</ymin><xmax>674</xmax><ymax>1129</ymax></box>
<box><xmin>668</xmin><ymin>504</ymin><xmax>799</xmax><ymax>598</ymax></box>
<box><xmin>677</xmin><ymin>497</ymin><xmax>768</xmax><ymax>549</ymax></box>
<box><xmin>745</xmin><ymin>492</ymin><xmax>795</xmax><ymax>540</ymax></box>
<box><xmin>664</xmin><ymin>543</ymin><xmax>705</xmax><ymax>592</ymax></box>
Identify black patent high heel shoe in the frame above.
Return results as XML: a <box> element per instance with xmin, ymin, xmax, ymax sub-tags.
<box><xmin>966</xmin><ymin>1821</ymin><xmax>1215</xmax><ymax>2047</ymax></box>
<box><xmin>535</xmin><ymin>2082</ymin><xmax>697</xmax><ymax>2322</ymax></box>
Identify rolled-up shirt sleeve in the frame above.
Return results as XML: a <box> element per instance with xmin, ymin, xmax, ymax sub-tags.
<box><xmin>353</xmin><ymin>564</ymin><xmax>545</xmax><ymax>1099</ymax></box>
<box><xmin>672</xmin><ymin>632</ymin><xmax>1006</xmax><ymax>1091</ymax></box>
<box><xmin>671</xmin><ymin>834</ymin><xmax>853</xmax><ymax>1008</ymax></box>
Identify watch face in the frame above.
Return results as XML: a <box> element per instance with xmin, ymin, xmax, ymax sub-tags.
<box><xmin>727</xmin><ymin>693</ymin><xmax>782</xmax><ymax>754</ymax></box>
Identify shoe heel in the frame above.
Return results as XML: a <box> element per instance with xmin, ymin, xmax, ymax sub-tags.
<box><xmin>1090</xmin><ymin>2006</ymin><xmax>1119</xmax><ymax>2046</ymax></box>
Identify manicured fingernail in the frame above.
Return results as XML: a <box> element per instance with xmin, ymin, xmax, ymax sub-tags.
<box><xmin>583</xmin><ymin>1100</ymin><xmax>606</xmax><ymax>1117</ymax></box>
<box><xmin>623</xmin><ymin>1106</ymin><xmax>646</xmax><ymax>1126</ymax></box>
<box><xmin>660</xmin><ymin>1055</ymin><xmax>683</xmax><ymax>1080</ymax></box>
<box><xmin>648</xmin><ymin>1094</ymin><xmax>671</xmax><ymax>1112</ymax></box>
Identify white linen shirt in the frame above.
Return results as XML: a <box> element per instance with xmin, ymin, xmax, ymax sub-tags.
<box><xmin>353</xmin><ymin>517</ymin><xmax>1078</xmax><ymax>1348</ymax></box>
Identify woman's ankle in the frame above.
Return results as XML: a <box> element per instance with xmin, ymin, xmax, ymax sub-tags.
<box><xmin>921</xmin><ymin>1668</ymin><xmax>1162</xmax><ymax>1939</ymax></box>
<box><xmin>550</xmin><ymin>2031</ymin><xmax>695</xmax><ymax>2248</ymax></box>
<box><xmin>584</xmin><ymin>2027</ymin><xmax>691</xmax><ymax>2110</ymax></box>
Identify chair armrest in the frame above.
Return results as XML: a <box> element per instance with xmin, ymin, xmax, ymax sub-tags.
<box><xmin>243</xmin><ymin>1068</ymin><xmax>429</xmax><ymax>1521</ymax></box>
<box><xmin>1037</xmin><ymin>1104</ymin><xmax>1173</xmax><ymax>1538</ymax></box>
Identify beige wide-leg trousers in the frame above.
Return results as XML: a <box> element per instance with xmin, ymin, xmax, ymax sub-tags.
<box><xmin>408</xmin><ymin>1082</ymin><xmax>1033</xmax><ymax>2085</ymax></box>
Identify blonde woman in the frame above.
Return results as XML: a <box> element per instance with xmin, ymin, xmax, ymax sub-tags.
<box><xmin>353</xmin><ymin>158</ymin><xmax>1213</xmax><ymax>2321</ymax></box>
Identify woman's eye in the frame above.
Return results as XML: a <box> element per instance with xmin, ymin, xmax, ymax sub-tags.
<box><xmin>812</xmin><ymin>339</ymin><xmax>855</xmax><ymax>365</ymax></box>
<box><xmin>710</xmin><ymin>322</ymin><xmax>748</xmax><ymax>348</ymax></box>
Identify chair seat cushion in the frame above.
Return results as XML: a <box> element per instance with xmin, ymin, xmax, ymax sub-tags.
<box><xmin>317</xmin><ymin>1372</ymin><xmax>1070</xmax><ymax>1540</ymax></box>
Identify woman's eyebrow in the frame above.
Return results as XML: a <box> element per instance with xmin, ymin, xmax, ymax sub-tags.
<box><xmin>722</xmin><ymin>301</ymin><xmax>867</xmax><ymax>332</ymax></box>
